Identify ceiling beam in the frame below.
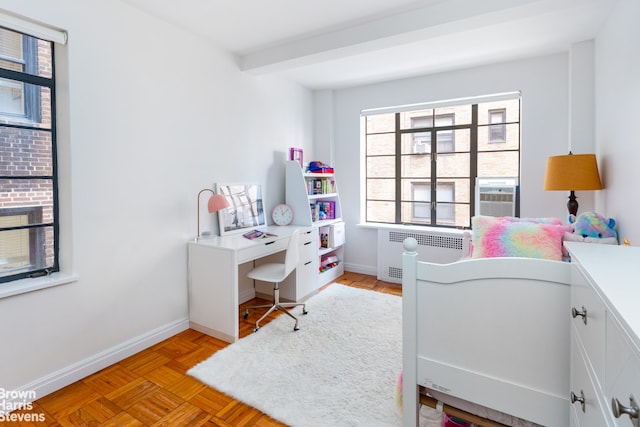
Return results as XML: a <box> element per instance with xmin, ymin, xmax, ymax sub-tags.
<box><xmin>239</xmin><ymin>0</ymin><xmax>570</xmax><ymax>74</ymax></box>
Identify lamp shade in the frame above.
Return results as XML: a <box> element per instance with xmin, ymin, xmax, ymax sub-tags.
<box><xmin>207</xmin><ymin>193</ymin><xmax>230</xmax><ymax>213</ymax></box>
<box><xmin>197</xmin><ymin>189</ymin><xmax>230</xmax><ymax>240</ymax></box>
<box><xmin>544</xmin><ymin>153</ymin><xmax>602</xmax><ymax>191</ymax></box>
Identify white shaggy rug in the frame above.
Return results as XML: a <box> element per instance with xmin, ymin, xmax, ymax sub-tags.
<box><xmin>188</xmin><ymin>284</ymin><xmax>404</xmax><ymax>427</ymax></box>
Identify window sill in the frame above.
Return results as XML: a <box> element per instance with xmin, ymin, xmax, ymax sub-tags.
<box><xmin>0</xmin><ymin>272</ymin><xmax>78</xmax><ymax>300</ymax></box>
<box><xmin>357</xmin><ymin>222</ymin><xmax>468</xmax><ymax>236</ymax></box>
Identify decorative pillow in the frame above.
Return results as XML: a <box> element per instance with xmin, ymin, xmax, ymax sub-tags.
<box><xmin>472</xmin><ymin>216</ymin><xmax>568</xmax><ymax>261</ymax></box>
<box><xmin>498</xmin><ymin>216</ymin><xmax>563</xmax><ymax>225</ymax></box>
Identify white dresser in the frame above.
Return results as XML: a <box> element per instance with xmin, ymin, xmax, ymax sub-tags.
<box><xmin>565</xmin><ymin>242</ymin><xmax>640</xmax><ymax>426</ymax></box>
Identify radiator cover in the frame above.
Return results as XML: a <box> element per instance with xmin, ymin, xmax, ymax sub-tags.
<box><xmin>377</xmin><ymin>229</ymin><xmax>469</xmax><ymax>283</ymax></box>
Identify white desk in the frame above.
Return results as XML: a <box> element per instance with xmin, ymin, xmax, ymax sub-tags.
<box><xmin>187</xmin><ymin>225</ymin><xmax>315</xmax><ymax>343</ymax></box>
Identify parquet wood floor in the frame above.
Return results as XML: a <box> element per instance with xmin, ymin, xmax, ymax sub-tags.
<box><xmin>12</xmin><ymin>272</ymin><xmax>400</xmax><ymax>426</ymax></box>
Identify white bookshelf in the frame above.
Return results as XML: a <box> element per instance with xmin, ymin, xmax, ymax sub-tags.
<box><xmin>285</xmin><ymin>160</ymin><xmax>345</xmax><ymax>286</ymax></box>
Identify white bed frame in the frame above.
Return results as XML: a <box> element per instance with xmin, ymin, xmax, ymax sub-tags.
<box><xmin>401</xmin><ymin>237</ymin><xmax>572</xmax><ymax>427</ymax></box>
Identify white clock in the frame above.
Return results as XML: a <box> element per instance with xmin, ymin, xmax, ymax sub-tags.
<box><xmin>272</xmin><ymin>204</ymin><xmax>294</xmax><ymax>226</ymax></box>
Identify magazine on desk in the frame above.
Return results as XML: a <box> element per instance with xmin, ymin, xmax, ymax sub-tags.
<box><xmin>242</xmin><ymin>229</ymin><xmax>277</xmax><ymax>240</ymax></box>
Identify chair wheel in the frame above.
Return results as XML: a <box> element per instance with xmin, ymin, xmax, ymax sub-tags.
<box><xmin>303</xmin><ymin>309</ymin><xmax>308</xmax><ymax>315</ymax></box>
<box><xmin>253</xmin><ymin>327</ymin><xmax>260</xmax><ymax>333</ymax></box>
<box><xmin>294</xmin><ymin>326</ymin><xmax>300</xmax><ymax>331</ymax></box>
<box><xmin>243</xmin><ymin>310</ymin><xmax>249</xmax><ymax>319</ymax></box>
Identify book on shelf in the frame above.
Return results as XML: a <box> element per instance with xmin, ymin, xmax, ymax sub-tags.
<box><xmin>310</xmin><ymin>201</ymin><xmax>336</xmax><ymax>222</ymax></box>
<box><xmin>306</xmin><ymin>177</ymin><xmax>336</xmax><ymax>195</ymax></box>
<box><xmin>319</xmin><ymin>225</ymin><xmax>330</xmax><ymax>249</ymax></box>
<box><xmin>318</xmin><ymin>222</ymin><xmax>345</xmax><ymax>249</ymax></box>
<box><xmin>319</xmin><ymin>201</ymin><xmax>336</xmax><ymax>220</ymax></box>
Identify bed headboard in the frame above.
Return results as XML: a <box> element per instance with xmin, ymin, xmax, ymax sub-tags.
<box><xmin>401</xmin><ymin>236</ymin><xmax>572</xmax><ymax>426</ymax></box>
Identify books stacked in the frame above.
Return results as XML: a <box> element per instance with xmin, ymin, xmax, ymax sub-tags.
<box><xmin>306</xmin><ymin>178</ymin><xmax>336</xmax><ymax>195</ymax></box>
<box><xmin>310</xmin><ymin>201</ymin><xmax>336</xmax><ymax>222</ymax></box>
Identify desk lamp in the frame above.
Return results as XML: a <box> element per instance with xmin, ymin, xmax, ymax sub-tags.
<box><xmin>543</xmin><ymin>152</ymin><xmax>602</xmax><ymax>216</ymax></box>
<box><xmin>196</xmin><ymin>188</ymin><xmax>229</xmax><ymax>240</ymax></box>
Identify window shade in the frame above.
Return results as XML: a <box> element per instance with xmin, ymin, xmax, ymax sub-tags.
<box><xmin>361</xmin><ymin>91</ymin><xmax>521</xmax><ymax>116</ymax></box>
<box><xmin>0</xmin><ymin>9</ymin><xmax>67</xmax><ymax>44</ymax></box>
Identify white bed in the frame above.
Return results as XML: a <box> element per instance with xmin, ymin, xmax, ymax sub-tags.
<box><xmin>401</xmin><ymin>236</ymin><xmax>572</xmax><ymax>427</ymax></box>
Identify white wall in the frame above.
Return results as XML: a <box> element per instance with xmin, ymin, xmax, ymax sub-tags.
<box><xmin>594</xmin><ymin>0</ymin><xmax>640</xmax><ymax>244</ymax></box>
<box><xmin>568</xmin><ymin>40</ymin><xmax>596</xmax><ymax>216</ymax></box>
<box><xmin>327</xmin><ymin>54</ymin><xmax>579</xmax><ymax>274</ymax></box>
<box><xmin>0</xmin><ymin>0</ymin><xmax>313</xmax><ymax>394</ymax></box>
<box><xmin>312</xmin><ymin>90</ymin><xmax>334</xmax><ymax>165</ymax></box>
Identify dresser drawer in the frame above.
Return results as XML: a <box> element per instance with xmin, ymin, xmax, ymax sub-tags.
<box><xmin>298</xmin><ymin>228</ymin><xmax>315</xmax><ymax>241</ymax></box>
<box><xmin>605</xmin><ymin>312</ymin><xmax>640</xmax><ymax>426</ymax></box>
<box><xmin>298</xmin><ymin>229</ymin><xmax>316</xmax><ymax>265</ymax></box>
<box><xmin>571</xmin><ymin>333</ymin><xmax>611</xmax><ymax>426</ymax></box>
<box><xmin>300</xmin><ymin>237</ymin><xmax>316</xmax><ymax>258</ymax></box>
<box><xmin>571</xmin><ymin>264</ymin><xmax>606</xmax><ymax>387</ymax></box>
<box><xmin>565</xmin><ymin>243</ymin><xmax>640</xmax><ymax>427</ymax></box>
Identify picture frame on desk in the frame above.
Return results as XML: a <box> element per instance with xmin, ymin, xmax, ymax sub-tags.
<box><xmin>216</xmin><ymin>183</ymin><xmax>266</xmax><ymax>236</ymax></box>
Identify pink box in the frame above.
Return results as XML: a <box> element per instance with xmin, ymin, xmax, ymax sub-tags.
<box><xmin>442</xmin><ymin>413</ymin><xmax>471</xmax><ymax>427</ymax></box>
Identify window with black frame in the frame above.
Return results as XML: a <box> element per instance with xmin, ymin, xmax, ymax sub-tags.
<box><xmin>363</xmin><ymin>93</ymin><xmax>520</xmax><ymax>229</ymax></box>
<box><xmin>0</xmin><ymin>26</ymin><xmax>58</xmax><ymax>283</ymax></box>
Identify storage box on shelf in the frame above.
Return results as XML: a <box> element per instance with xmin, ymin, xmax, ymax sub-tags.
<box><xmin>286</xmin><ymin>160</ymin><xmax>345</xmax><ymax>286</ymax></box>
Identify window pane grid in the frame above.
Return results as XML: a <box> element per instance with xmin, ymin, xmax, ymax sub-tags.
<box><xmin>0</xmin><ymin>26</ymin><xmax>57</xmax><ymax>283</ymax></box>
<box><xmin>364</xmin><ymin>95</ymin><xmax>520</xmax><ymax>228</ymax></box>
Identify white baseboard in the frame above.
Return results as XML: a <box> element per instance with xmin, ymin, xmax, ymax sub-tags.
<box><xmin>13</xmin><ymin>318</ymin><xmax>189</xmax><ymax>405</ymax></box>
<box><xmin>239</xmin><ymin>288</ymin><xmax>256</xmax><ymax>304</ymax></box>
<box><xmin>343</xmin><ymin>262</ymin><xmax>376</xmax><ymax>277</ymax></box>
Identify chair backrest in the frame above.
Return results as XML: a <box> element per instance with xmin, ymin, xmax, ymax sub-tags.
<box><xmin>283</xmin><ymin>229</ymin><xmax>300</xmax><ymax>278</ymax></box>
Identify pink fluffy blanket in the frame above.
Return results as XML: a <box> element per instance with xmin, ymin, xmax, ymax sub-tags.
<box><xmin>471</xmin><ymin>216</ymin><xmax>569</xmax><ymax>261</ymax></box>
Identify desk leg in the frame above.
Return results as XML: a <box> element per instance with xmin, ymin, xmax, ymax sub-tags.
<box><xmin>188</xmin><ymin>245</ymin><xmax>239</xmax><ymax>343</ymax></box>
<box><xmin>238</xmin><ymin>261</ymin><xmax>257</xmax><ymax>304</ymax></box>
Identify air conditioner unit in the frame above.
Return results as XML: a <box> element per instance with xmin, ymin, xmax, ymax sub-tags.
<box><xmin>475</xmin><ymin>178</ymin><xmax>519</xmax><ymax>217</ymax></box>
<box><xmin>413</xmin><ymin>142</ymin><xmax>428</xmax><ymax>154</ymax></box>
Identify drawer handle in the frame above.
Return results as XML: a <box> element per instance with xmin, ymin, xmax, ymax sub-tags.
<box><xmin>304</xmin><ymin>261</ymin><xmax>312</xmax><ymax>266</ymax></box>
<box><xmin>264</xmin><ymin>241</ymin><xmax>275</xmax><ymax>246</ymax></box>
<box><xmin>571</xmin><ymin>390</ymin><xmax>585</xmax><ymax>413</ymax></box>
<box><xmin>304</xmin><ymin>241</ymin><xmax>312</xmax><ymax>246</ymax></box>
<box><xmin>612</xmin><ymin>395</ymin><xmax>639</xmax><ymax>421</ymax></box>
<box><xmin>571</xmin><ymin>306</ymin><xmax>587</xmax><ymax>325</ymax></box>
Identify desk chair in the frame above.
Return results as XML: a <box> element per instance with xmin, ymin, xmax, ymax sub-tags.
<box><xmin>244</xmin><ymin>230</ymin><xmax>308</xmax><ymax>332</ymax></box>
<box><xmin>243</xmin><ymin>229</ymin><xmax>308</xmax><ymax>332</ymax></box>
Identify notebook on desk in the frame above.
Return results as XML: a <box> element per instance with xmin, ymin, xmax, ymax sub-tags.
<box><xmin>242</xmin><ymin>229</ymin><xmax>277</xmax><ymax>240</ymax></box>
